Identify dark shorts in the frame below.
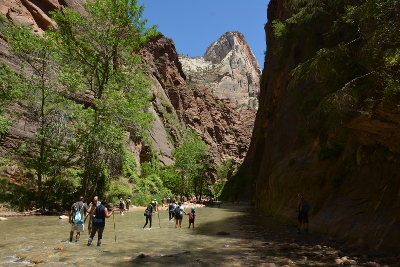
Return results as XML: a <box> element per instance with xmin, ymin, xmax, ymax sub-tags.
<box><xmin>175</xmin><ymin>215</ymin><xmax>183</xmax><ymax>220</ymax></box>
<box><xmin>189</xmin><ymin>219</ymin><xmax>194</xmax><ymax>223</ymax></box>
<box><xmin>298</xmin><ymin>211</ymin><xmax>309</xmax><ymax>223</ymax></box>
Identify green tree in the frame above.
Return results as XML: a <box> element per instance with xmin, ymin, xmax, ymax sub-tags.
<box><xmin>50</xmin><ymin>0</ymin><xmax>158</xmax><ymax>197</ymax></box>
<box><xmin>173</xmin><ymin>130</ymin><xmax>210</xmax><ymax>197</ymax></box>
<box><xmin>3</xmin><ymin>24</ymin><xmax>80</xmax><ymax>208</ymax></box>
<box><xmin>212</xmin><ymin>159</ymin><xmax>235</xmax><ymax>198</ymax></box>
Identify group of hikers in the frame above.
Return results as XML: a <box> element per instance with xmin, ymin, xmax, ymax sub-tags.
<box><xmin>68</xmin><ymin>193</ymin><xmax>310</xmax><ymax>247</ymax></box>
<box><xmin>68</xmin><ymin>196</ymin><xmax>197</xmax><ymax>246</ymax></box>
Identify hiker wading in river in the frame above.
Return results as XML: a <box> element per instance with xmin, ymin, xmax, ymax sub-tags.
<box><xmin>87</xmin><ymin>196</ymin><xmax>100</xmax><ymax>236</ymax></box>
<box><xmin>69</xmin><ymin>196</ymin><xmax>89</xmax><ymax>242</ymax></box>
<box><xmin>143</xmin><ymin>201</ymin><xmax>154</xmax><ymax>229</ymax></box>
<box><xmin>87</xmin><ymin>200</ymin><xmax>114</xmax><ymax>246</ymax></box>
<box><xmin>297</xmin><ymin>193</ymin><xmax>310</xmax><ymax>234</ymax></box>
<box><xmin>174</xmin><ymin>202</ymin><xmax>184</xmax><ymax>228</ymax></box>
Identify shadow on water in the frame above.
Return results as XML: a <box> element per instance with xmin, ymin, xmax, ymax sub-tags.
<box><xmin>0</xmin><ymin>203</ymin><xmax>396</xmax><ymax>266</ymax></box>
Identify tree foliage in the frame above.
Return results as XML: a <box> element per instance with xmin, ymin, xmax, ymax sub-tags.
<box><xmin>3</xmin><ymin>24</ymin><xmax>81</xmax><ymax>208</ymax></box>
<box><xmin>173</xmin><ymin>130</ymin><xmax>210</xmax><ymax>197</ymax></box>
<box><xmin>50</xmin><ymin>0</ymin><xmax>158</xmax><ymax>197</ymax></box>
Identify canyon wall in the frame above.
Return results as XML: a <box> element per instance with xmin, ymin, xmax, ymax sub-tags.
<box><xmin>224</xmin><ymin>0</ymin><xmax>400</xmax><ymax>253</ymax></box>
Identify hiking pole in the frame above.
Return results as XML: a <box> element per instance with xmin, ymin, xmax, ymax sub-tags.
<box><xmin>113</xmin><ymin>211</ymin><xmax>116</xmax><ymax>242</ymax></box>
<box><xmin>158</xmin><ymin>210</ymin><xmax>161</xmax><ymax>228</ymax></box>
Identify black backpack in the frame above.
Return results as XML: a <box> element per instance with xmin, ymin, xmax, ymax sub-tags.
<box><xmin>175</xmin><ymin>205</ymin><xmax>182</xmax><ymax>216</ymax></box>
<box><xmin>302</xmin><ymin>200</ymin><xmax>310</xmax><ymax>212</ymax></box>
<box><xmin>144</xmin><ymin>205</ymin><xmax>152</xmax><ymax>216</ymax></box>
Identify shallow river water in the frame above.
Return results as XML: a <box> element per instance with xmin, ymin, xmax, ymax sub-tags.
<box><xmin>0</xmin><ymin>204</ymin><xmax>395</xmax><ymax>266</ymax></box>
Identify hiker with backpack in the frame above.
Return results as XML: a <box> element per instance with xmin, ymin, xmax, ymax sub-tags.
<box><xmin>168</xmin><ymin>201</ymin><xmax>176</xmax><ymax>221</ymax></box>
<box><xmin>87</xmin><ymin>199</ymin><xmax>114</xmax><ymax>246</ymax></box>
<box><xmin>87</xmin><ymin>196</ymin><xmax>101</xmax><ymax>236</ymax></box>
<box><xmin>185</xmin><ymin>207</ymin><xmax>196</xmax><ymax>228</ymax></box>
<box><xmin>69</xmin><ymin>196</ymin><xmax>89</xmax><ymax>242</ymax></box>
<box><xmin>296</xmin><ymin>193</ymin><xmax>310</xmax><ymax>234</ymax></box>
<box><xmin>119</xmin><ymin>198</ymin><xmax>125</xmax><ymax>215</ymax></box>
<box><xmin>143</xmin><ymin>201</ymin><xmax>154</xmax><ymax>229</ymax></box>
<box><xmin>174</xmin><ymin>202</ymin><xmax>184</xmax><ymax>228</ymax></box>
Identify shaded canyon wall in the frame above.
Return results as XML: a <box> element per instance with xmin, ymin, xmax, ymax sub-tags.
<box><xmin>227</xmin><ymin>0</ymin><xmax>400</xmax><ymax>253</ymax></box>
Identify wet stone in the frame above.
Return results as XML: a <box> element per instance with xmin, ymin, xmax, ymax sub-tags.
<box><xmin>217</xmin><ymin>231</ymin><xmax>230</xmax><ymax>235</ymax></box>
<box><xmin>282</xmin><ymin>259</ymin><xmax>294</xmax><ymax>265</ymax></box>
<box><xmin>274</xmin><ymin>244</ymin><xmax>288</xmax><ymax>250</ymax></box>
<box><xmin>30</xmin><ymin>258</ymin><xmax>45</xmax><ymax>264</ymax></box>
<box><xmin>290</xmin><ymin>252</ymin><xmax>298</xmax><ymax>258</ymax></box>
<box><xmin>364</xmin><ymin>262</ymin><xmax>381</xmax><ymax>267</ymax></box>
<box><xmin>313</xmin><ymin>245</ymin><xmax>322</xmax><ymax>251</ymax></box>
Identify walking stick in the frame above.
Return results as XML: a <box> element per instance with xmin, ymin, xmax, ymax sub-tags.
<box><xmin>158</xmin><ymin>209</ymin><xmax>161</xmax><ymax>228</ymax></box>
<box><xmin>113</xmin><ymin>212</ymin><xmax>116</xmax><ymax>242</ymax></box>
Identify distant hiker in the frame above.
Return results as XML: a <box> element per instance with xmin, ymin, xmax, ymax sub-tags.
<box><xmin>69</xmin><ymin>196</ymin><xmax>89</xmax><ymax>242</ymax></box>
<box><xmin>119</xmin><ymin>198</ymin><xmax>125</xmax><ymax>215</ymax></box>
<box><xmin>126</xmin><ymin>197</ymin><xmax>131</xmax><ymax>211</ymax></box>
<box><xmin>185</xmin><ymin>207</ymin><xmax>196</xmax><ymax>228</ymax></box>
<box><xmin>161</xmin><ymin>197</ymin><xmax>165</xmax><ymax>207</ymax></box>
<box><xmin>167</xmin><ymin>195</ymin><xmax>171</xmax><ymax>203</ymax></box>
<box><xmin>153</xmin><ymin>199</ymin><xmax>158</xmax><ymax>211</ymax></box>
<box><xmin>87</xmin><ymin>199</ymin><xmax>114</xmax><ymax>246</ymax></box>
<box><xmin>143</xmin><ymin>202</ymin><xmax>154</xmax><ymax>229</ymax></box>
<box><xmin>87</xmin><ymin>196</ymin><xmax>101</xmax><ymax>235</ymax></box>
<box><xmin>297</xmin><ymin>193</ymin><xmax>310</xmax><ymax>234</ymax></box>
<box><xmin>168</xmin><ymin>202</ymin><xmax>176</xmax><ymax>221</ymax></box>
<box><xmin>174</xmin><ymin>202</ymin><xmax>184</xmax><ymax>228</ymax></box>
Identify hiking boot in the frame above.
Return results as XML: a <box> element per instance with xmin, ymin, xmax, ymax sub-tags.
<box><xmin>97</xmin><ymin>243</ymin><xmax>101</xmax><ymax>246</ymax></box>
<box><xmin>87</xmin><ymin>242</ymin><xmax>91</xmax><ymax>246</ymax></box>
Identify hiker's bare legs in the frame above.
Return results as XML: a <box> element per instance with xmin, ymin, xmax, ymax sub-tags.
<box><xmin>76</xmin><ymin>232</ymin><xmax>81</xmax><ymax>241</ymax></box>
<box><xmin>69</xmin><ymin>231</ymin><xmax>74</xmax><ymax>241</ymax></box>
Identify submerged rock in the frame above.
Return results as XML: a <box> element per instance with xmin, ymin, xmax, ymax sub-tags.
<box><xmin>217</xmin><ymin>231</ymin><xmax>230</xmax><ymax>235</ymax></box>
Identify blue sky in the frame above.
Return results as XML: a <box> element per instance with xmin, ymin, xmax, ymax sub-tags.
<box><xmin>137</xmin><ymin>1</ymin><xmax>270</xmax><ymax>68</ymax></box>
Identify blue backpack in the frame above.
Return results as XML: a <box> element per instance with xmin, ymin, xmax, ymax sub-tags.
<box><xmin>73</xmin><ymin>205</ymin><xmax>84</xmax><ymax>224</ymax></box>
<box><xmin>302</xmin><ymin>200</ymin><xmax>310</xmax><ymax>212</ymax></box>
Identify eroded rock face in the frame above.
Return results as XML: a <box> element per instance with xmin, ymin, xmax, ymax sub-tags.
<box><xmin>179</xmin><ymin>31</ymin><xmax>261</xmax><ymax>109</ymax></box>
<box><xmin>234</xmin><ymin>0</ymin><xmax>400</xmax><ymax>254</ymax></box>
<box><xmin>141</xmin><ymin>34</ymin><xmax>254</xmax><ymax>165</ymax></box>
<box><xmin>0</xmin><ymin>0</ymin><xmax>86</xmax><ymax>34</ymax></box>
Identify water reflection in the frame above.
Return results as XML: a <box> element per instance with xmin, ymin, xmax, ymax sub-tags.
<box><xmin>0</xmin><ymin>204</ymin><xmax>392</xmax><ymax>266</ymax></box>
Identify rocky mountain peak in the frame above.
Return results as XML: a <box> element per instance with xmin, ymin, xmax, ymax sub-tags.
<box><xmin>179</xmin><ymin>31</ymin><xmax>261</xmax><ymax>109</ymax></box>
<box><xmin>204</xmin><ymin>31</ymin><xmax>261</xmax><ymax>73</ymax></box>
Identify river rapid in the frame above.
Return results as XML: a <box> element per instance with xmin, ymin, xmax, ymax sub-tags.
<box><xmin>0</xmin><ymin>203</ymin><xmax>396</xmax><ymax>266</ymax></box>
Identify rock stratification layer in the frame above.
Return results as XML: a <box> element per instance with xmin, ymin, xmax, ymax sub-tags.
<box><xmin>179</xmin><ymin>31</ymin><xmax>261</xmax><ymax>109</ymax></box>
